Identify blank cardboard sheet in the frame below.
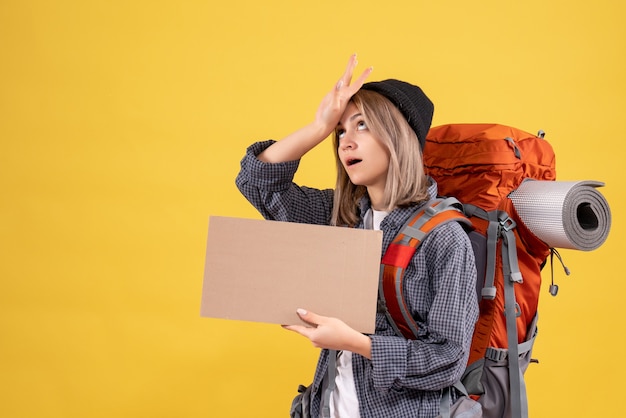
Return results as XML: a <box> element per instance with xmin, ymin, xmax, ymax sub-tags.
<box><xmin>201</xmin><ymin>216</ymin><xmax>383</xmax><ymax>333</ymax></box>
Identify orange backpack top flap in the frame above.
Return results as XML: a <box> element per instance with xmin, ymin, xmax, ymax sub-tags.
<box><xmin>424</xmin><ymin>124</ymin><xmax>556</xmax><ymax>212</ymax></box>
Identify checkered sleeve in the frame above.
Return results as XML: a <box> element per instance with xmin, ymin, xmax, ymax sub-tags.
<box><xmin>235</xmin><ymin>140</ymin><xmax>334</xmax><ymax>225</ymax></box>
<box><xmin>369</xmin><ymin>221</ymin><xmax>478</xmax><ymax>392</ymax></box>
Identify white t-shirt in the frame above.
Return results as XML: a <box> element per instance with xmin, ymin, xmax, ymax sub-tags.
<box><xmin>326</xmin><ymin>208</ymin><xmax>389</xmax><ymax>418</ymax></box>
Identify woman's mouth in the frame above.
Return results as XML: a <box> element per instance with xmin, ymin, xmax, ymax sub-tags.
<box><xmin>346</xmin><ymin>158</ymin><xmax>362</xmax><ymax>167</ymax></box>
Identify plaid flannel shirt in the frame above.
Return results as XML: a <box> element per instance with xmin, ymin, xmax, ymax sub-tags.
<box><xmin>236</xmin><ymin>140</ymin><xmax>478</xmax><ymax>418</ymax></box>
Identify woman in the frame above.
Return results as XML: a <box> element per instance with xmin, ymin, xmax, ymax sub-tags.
<box><xmin>235</xmin><ymin>55</ymin><xmax>478</xmax><ymax>418</ymax></box>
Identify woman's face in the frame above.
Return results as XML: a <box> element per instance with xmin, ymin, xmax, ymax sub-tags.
<box><xmin>336</xmin><ymin>102</ymin><xmax>390</xmax><ymax>199</ymax></box>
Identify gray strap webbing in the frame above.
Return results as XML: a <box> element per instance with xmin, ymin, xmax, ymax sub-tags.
<box><xmin>482</xmin><ymin>211</ymin><xmax>500</xmax><ymax>300</ymax></box>
<box><xmin>453</xmin><ymin>380</ymin><xmax>469</xmax><ymax>396</ymax></box>
<box><xmin>502</xmin><ymin>229</ymin><xmax>528</xmax><ymax>418</ymax></box>
<box><xmin>485</xmin><ymin>336</ymin><xmax>535</xmax><ymax>362</ymax></box>
<box><xmin>440</xmin><ymin>387</ymin><xmax>452</xmax><ymax>418</ymax></box>
<box><xmin>321</xmin><ymin>350</ymin><xmax>338</xmax><ymax>418</ymax></box>
<box><xmin>500</xmin><ymin>213</ymin><xmax>523</xmax><ymax>284</ymax></box>
<box><xmin>463</xmin><ymin>204</ymin><xmax>498</xmax><ymax>300</ymax></box>
<box><xmin>440</xmin><ymin>381</ymin><xmax>470</xmax><ymax>418</ymax></box>
<box><xmin>402</xmin><ymin>197</ymin><xmax>463</xmax><ymax>241</ymax></box>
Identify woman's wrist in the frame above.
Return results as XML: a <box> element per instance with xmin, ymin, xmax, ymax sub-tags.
<box><xmin>349</xmin><ymin>333</ymin><xmax>372</xmax><ymax>360</ymax></box>
<box><xmin>307</xmin><ymin>119</ymin><xmax>335</xmax><ymax>143</ymax></box>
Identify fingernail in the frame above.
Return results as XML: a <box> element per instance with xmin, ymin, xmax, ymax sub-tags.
<box><xmin>297</xmin><ymin>308</ymin><xmax>308</xmax><ymax>316</ymax></box>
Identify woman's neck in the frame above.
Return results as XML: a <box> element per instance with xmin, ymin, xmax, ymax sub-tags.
<box><xmin>367</xmin><ymin>186</ymin><xmax>386</xmax><ymax>211</ymax></box>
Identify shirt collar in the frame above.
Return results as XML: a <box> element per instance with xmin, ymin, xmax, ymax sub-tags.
<box><xmin>357</xmin><ymin>176</ymin><xmax>439</xmax><ymax>230</ymax></box>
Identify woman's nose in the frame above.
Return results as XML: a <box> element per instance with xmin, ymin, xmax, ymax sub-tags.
<box><xmin>340</xmin><ymin>131</ymin><xmax>356</xmax><ymax>149</ymax></box>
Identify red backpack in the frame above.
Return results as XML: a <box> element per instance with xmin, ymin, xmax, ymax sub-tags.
<box><xmin>379</xmin><ymin>124</ymin><xmax>556</xmax><ymax>418</ymax></box>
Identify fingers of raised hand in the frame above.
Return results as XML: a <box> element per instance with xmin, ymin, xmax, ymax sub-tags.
<box><xmin>335</xmin><ymin>54</ymin><xmax>372</xmax><ymax>94</ymax></box>
<box><xmin>335</xmin><ymin>54</ymin><xmax>357</xmax><ymax>91</ymax></box>
<box><xmin>352</xmin><ymin>65</ymin><xmax>373</xmax><ymax>91</ymax></box>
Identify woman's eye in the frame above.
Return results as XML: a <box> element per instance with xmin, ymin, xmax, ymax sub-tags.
<box><xmin>357</xmin><ymin>121</ymin><xmax>368</xmax><ymax>130</ymax></box>
<box><xmin>336</xmin><ymin>129</ymin><xmax>346</xmax><ymax>139</ymax></box>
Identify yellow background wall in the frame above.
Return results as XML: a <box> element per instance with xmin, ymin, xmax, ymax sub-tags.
<box><xmin>1</xmin><ymin>1</ymin><xmax>623</xmax><ymax>417</ymax></box>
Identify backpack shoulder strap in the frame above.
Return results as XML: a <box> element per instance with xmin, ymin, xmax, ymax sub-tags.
<box><xmin>379</xmin><ymin>197</ymin><xmax>472</xmax><ymax>340</ymax></box>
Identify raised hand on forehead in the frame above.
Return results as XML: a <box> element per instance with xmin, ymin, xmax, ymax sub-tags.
<box><xmin>315</xmin><ymin>54</ymin><xmax>373</xmax><ymax>138</ymax></box>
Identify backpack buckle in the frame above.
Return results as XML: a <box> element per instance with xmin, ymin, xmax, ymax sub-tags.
<box><xmin>425</xmin><ymin>205</ymin><xmax>439</xmax><ymax>217</ymax></box>
<box><xmin>485</xmin><ymin>347</ymin><xmax>508</xmax><ymax>362</ymax></box>
<box><xmin>499</xmin><ymin>214</ymin><xmax>517</xmax><ymax>232</ymax></box>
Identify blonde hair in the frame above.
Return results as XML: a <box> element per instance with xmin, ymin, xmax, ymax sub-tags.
<box><xmin>330</xmin><ymin>89</ymin><xmax>430</xmax><ymax>227</ymax></box>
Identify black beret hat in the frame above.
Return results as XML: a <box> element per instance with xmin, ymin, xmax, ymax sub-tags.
<box><xmin>361</xmin><ymin>79</ymin><xmax>434</xmax><ymax>149</ymax></box>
